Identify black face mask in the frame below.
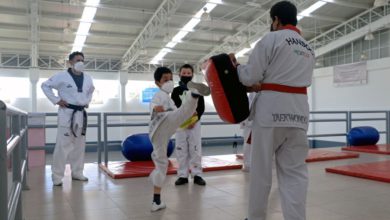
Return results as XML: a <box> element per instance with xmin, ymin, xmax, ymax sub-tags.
<box><xmin>180</xmin><ymin>76</ymin><xmax>192</xmax><ymax>84</ymax></box>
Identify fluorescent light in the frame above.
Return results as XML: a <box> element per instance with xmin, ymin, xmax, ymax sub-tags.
<box><xmin>299</xmin><ymin>1</ymin><xmax>326</xmax><ymax>18</ymax></box>
<box><xmin>150</xmin><ymin>2</ymin><xmax>219</xmax><ymax>63</ymax></box>
<box><xmin>236</xmin><ymin>1</ymin><xmax>328</xmax><ymax>58</ymax></box>
<box><xmin>151</xmin><ymin>50</ymin><xmax>169</xmax><ymax>64</ymax></box>
<box><xmin>74</xmin><ymin>35</ymin><xmax>87</xmax><ymax>46</ymax></box>
<box><xmin>166</xmin><ymin>42</ymin><xmax>177</xmax><ymax>48</ymax></box>
<box><xmin>172</xmin><ymin>30</ymin><xmax>189</xmax><ymax>42</ymax></box>
<box><xmin>194</xmin><ymin>3</ymin><xmax>217</xmax><ymax>18</ymax></box>
<box><xmin>81</xmin><ymin>7</ymin><xmax>97</xmax><ymax>22</ymax></box>
<box><xmin>85</xmin><ymin>0</ymin><xmax>99</xmax><ymax>7</ymax></box>
<box><xmin>76</xmin><ymin>22</ymin><xmax>92</xmax><ymax>35</ymax></box>
<box><xmin>300</xmin><ymin>1</ymin><xmax>326</xmax><ymax>16</ymax></box>
<box><xmin>182</xmin><ymin>18</ymin><xmax>201</xmax><ymax>31</ymax></box>
<box><xmin>208</xmin><ymin>0</ymin><xmax>223</xmax><ymax>4</ymax></box>
<box><xmin>70</xmin><ymin>0</ymin><xmax>100</xmax><ymax>53</ymax></box>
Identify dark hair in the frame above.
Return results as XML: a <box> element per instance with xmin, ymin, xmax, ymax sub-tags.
<box><xmin>179</xmin><ymin>64</ymin><xmax>194</xmax><ymax>73</ymax></box>
<box><xmin>154</xmin><ymin>67</ymin><xmax>172</xmax><ymax>82</ymax></box>
<box><xmin>270</xmin><ymin>1</ymin><xmax>298</xmax><ymax>26</ymax></box>
<box><xmin>69</xmin><ymin>51</ymin><xmax>84</xmax><ymax>61</ymax></box>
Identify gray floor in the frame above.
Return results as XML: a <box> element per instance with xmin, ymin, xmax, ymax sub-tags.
<box><xmin>24</xmin><ymin>148</ymin><xmax>390</xmax><ymax>220</ymax></box>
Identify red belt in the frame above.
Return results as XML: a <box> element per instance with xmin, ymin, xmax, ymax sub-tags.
<box><xmin>260</xmin><ymin>83</ymin><xmax>307</xmax><ymax>94</ymax></box>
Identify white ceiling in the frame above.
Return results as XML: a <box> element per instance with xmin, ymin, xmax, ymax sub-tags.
<box><xmin>0</xmin><ymin>0</ymin><xmax>378</xmax><ymax>69</ymax></box>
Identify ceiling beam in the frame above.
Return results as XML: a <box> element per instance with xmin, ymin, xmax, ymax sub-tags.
<box><xmin>302</xmin><ymin>14</ymin><xmax>345</xmax><ymax>23</ymax></box>
<box><xmin>40</xmin><ymin>0</ymin><xmax>249</xmax><ymax>26</ymax></box>
<box><xmin>322</xmin><ymin>0</ymin><xmax>371</xmax><ymax>9</ymax></box>
<box><xmin>313</xmin><ymin>6</ymin><xmax>390</xmax><ymax>57</ymax></box>
<box><xmin>120</xmin><ymin>0</ymin><xmax>183</xmax><ymax>70</ymax></box>
<box><xmin>198</xmin><ymin>0</ymin><xmax>313</xmax><ymax>63</ymax></box>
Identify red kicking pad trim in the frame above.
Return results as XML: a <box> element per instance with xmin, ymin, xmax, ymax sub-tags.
<box><xmin>326</xmin><ymin>160</ymin><xmax>390</xmax><ymax>183</ymax></box>
<box><xmin>100</xmin><ymin>154</ymin><xmax>243</xmax><ymax>179</ymax></box>
<box><xmin>236</xmin><ymin>150</ymin><xmax>359</xmax><ymax>163</ymax></box>
<box><xmin>342</xmin><ymin>144</ymin><xmax>390</xmax><ymax>155</ymax></box>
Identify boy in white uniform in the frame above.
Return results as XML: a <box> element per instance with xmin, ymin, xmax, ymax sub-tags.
<box><xmin>149</xmin><ymin>67</ymin><xmax>210</xmax><ymax>212</ymax></box>
<box><xmin>171</xmin><ymin>64</ymin><xmax>206</xmax><ymax>186</ymax></box>
<box><xmin>230</xmin><ymin>1</ymin><xmax>315</xmax><ymax>220</ymax></box>
<box><xmin>41</xmin><ymin>51</ymin><xmax>95</xmax><ymax>186</ymax></box>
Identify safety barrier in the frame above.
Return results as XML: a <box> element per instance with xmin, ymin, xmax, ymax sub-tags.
<box><xmin>28</xmin><ymin>112</ymin><xmax>102</xmax><ymax>162</ymax></box>
<box><xmin>21</xmin><ymin>110</ymin><xmax>390</xmax><ymax>165</ymax></box>
<box><xmin>0</xmin><ymin>101</ymin><xmax>29</xmax><ymax>220</ymax></box>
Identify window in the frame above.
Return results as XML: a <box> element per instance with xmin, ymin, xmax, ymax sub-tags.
<box><xmin>0</xmin><ymin>77</ymin><xmax>29</xmax><ymax>102</ymax></box>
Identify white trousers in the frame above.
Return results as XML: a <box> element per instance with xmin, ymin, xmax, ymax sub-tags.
<box><xmin>52</xmin><ymin>126</ymin><xmax>86</xmax><ymax>182</ymax></box>
<box><xmin>242</xmin><ymin>126</ymin><xmax>252</xmax><ymax>168</ymax></box>
<box><xmin>248</xmin><ymin>126</ymin><xmax>309</xmax><ymax>220</ymax></box>
<box><xmin>149</xmin><ymin>94</ymin><xmax>198</xmax><ymax>187</ymax></box>
<box><xmin>175</xmin><ymin>121</ymin><xmax>202</xmax><ymax>178</ymax></box>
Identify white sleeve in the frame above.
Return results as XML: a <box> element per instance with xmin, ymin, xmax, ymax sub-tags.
<box><xmin>150</xmin><ymin>92</ymin><xmax>162</xmax><ymax>113</ymax></box>
<box><xmin>86</xmin><ymin>76</ymin><xmax>95</xmax><ymax>104</ymax></box>
<box><xmin>237</xmin><ymin>34</ymin><xmax>273</xmax><ymax>86</ymax></box>
<box><xmin>41</xmin><ymin>73</ymin><xmax>62</xmax><ymax>105</ymax></box>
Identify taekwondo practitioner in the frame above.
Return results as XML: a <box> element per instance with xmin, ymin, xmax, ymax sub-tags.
<box><xmin>148</xmin><ymin>67</ymin><xmax>210</xmax><ymax>212</ymax></box>
<box><xmin>41</xmin><ymin>51</ymin><xmax>95</xmax><ymax>186</ymax></box>
<box><xmin>171</xmin><ymin>64</ymin><xmax>206</xmax><ymax>186</ymax></box>
<box><xmin>230</xmin><ymin>1</ymin><xmax>315</xmax><ymax>219</ymax></box>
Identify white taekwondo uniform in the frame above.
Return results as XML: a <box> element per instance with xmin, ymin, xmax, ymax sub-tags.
<box><xmin>172</xmin><ymin>85</ymin><xmax>205</xmax><ymax>179</ymax></box>
<box><xmin>149</xmin><ymin>89</ymin><xmax>198</xmax><ymax>187</ymax></box>
<box><xmin>41</xmin><ymin>69</ymin><xmax>94</xmax><ymax>183</ymax></box>
<box><xmin>240</xmin><ymin>92</ymin><xmax>256</xmax><ymax>170</ymax></box>
<box><xmin>237</xmin><ymin>26</ymin><xmax>315</xmax><ymax>220</ymax></box>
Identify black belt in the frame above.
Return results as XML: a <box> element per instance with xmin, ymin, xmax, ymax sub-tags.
<box><xmin>66</xmin><ymin>104</ymin><xmax>87</xmax><ymax>137</ymax></box>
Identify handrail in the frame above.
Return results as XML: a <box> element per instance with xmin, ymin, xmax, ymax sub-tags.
<box><xmin>102</xmin><ymin>110</ymin><xmax>390</xmax><ymax>164</ymax></box>
<box><xmin>29</xmin><ymin>112</ymin><xmax>102</xmax><ymax>163</ymax></box>
<box><xmin>0</xmin><ymin>100</ymin><xmax>28</xmax><ymax>220</ymax></box>
<box><xmin>6</xmin><ymin>135</ymin><xmax>21</xmax><ymax>156</ymax></box>
<box><xmin>25</xmin><ymin>110</ymin><xmax>390</xmax><ymax>165</ymax></box>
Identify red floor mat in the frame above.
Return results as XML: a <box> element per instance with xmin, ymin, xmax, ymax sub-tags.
<box><xmin>100</xmin><ymin>154</ymin><xmax>243</xmax><ymax>179</ymax></box>
<box><xmin>306</xmin><ymin>150</ymin><xmax>359</xmax><ymax>162</ymax></box>
<box><xmin>342</xmin><ymin>144</ymin><xmax>390</xmax><ymax>155</ymax></box>
<box><xmin>236</xmin><ymin>149</ymin><xmax>359</xmax><ymax>163</ymax></box>
<box><xmin>326</xmin><ymin>160</ymin><xmax>390</xmax><ymax>183</ymax></box>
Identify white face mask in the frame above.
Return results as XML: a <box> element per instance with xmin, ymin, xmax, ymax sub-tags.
<box><xmin>161</xmin><ymin>80</ymin><xmax>174</xmax><ymax>93</ymax></box>
<box><xmin>74</xmin><ymin>61</ymin><xmax>85</xmax><ymax>72</ymax></box>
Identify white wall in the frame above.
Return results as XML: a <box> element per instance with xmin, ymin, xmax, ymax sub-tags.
<box><xmin>309</xmin><ymin>57</ymin><xmax>390</xmax><ymax>143</ymax></box>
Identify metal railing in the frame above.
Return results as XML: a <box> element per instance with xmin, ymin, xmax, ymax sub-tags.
<box><xmin>101</xmin><ymin>110</ymin><xmax>390</xmax><ymax>164</ymax></box>
<box><xmin>101</xmin><ymin>112</ymin><xmax>233</xmax><ymax>165</ymax></box>
<box><xmin>19</xmin><ymin>110</ymin><xmax>390</xmax><ymax>166</ymax></box>
<box><xmin>29</xmin><ymin>112</ymin><xmax>102</xmax><ymax>162</ymax></box>
<box><xmin>308</xmin><ymin>111</ymin><xmax>349</xmax><ymax>142</ymax></box>
<box><xmin>0</xmin><ymin>101</ymin><xmax>29</xmax><ymax>220</ymax></box>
